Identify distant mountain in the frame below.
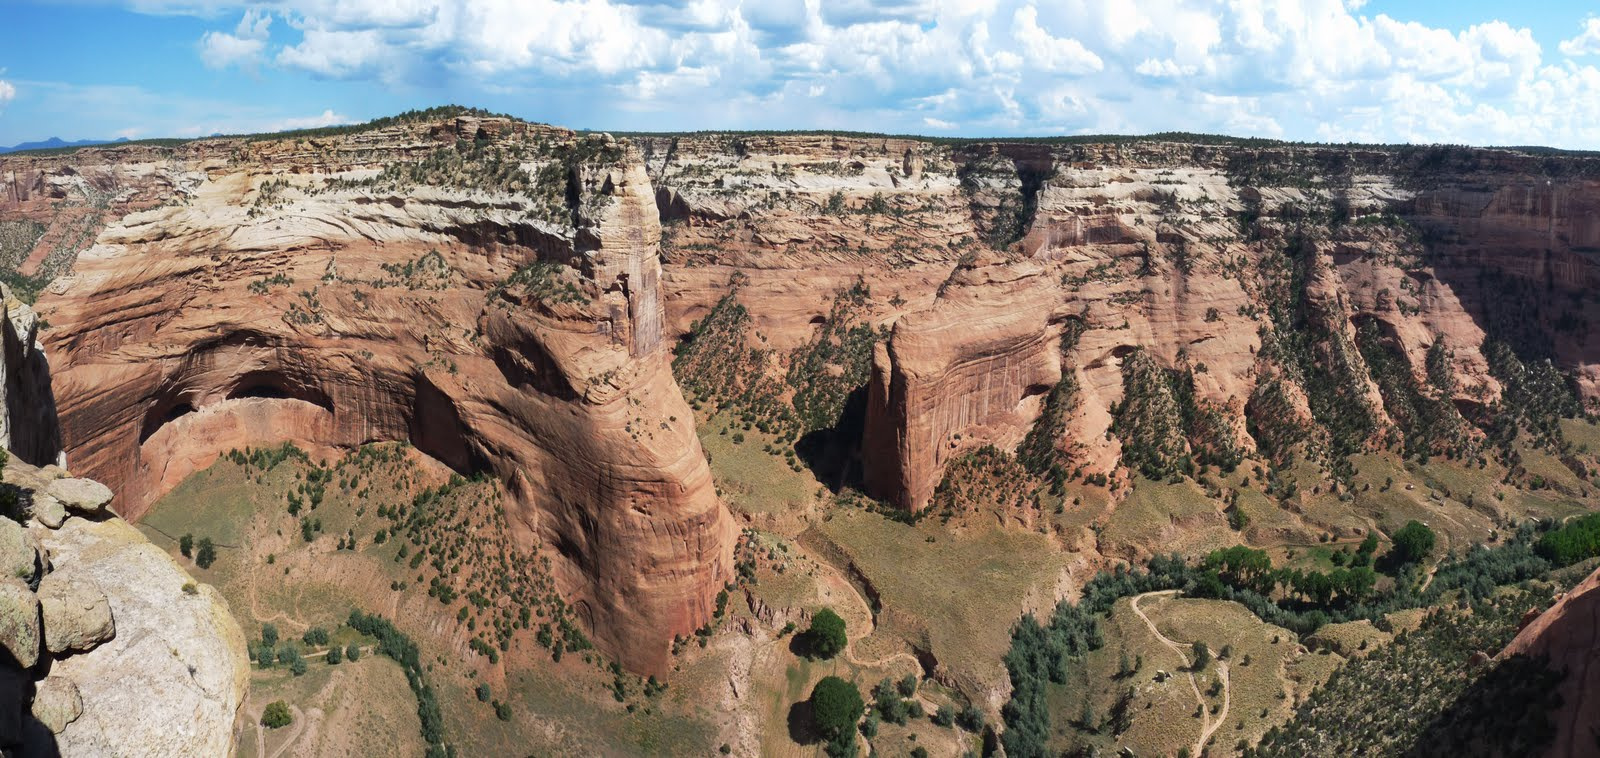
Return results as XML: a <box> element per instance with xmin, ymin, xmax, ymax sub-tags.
<box><xmin>0</xmin><ymin>136</ymin><xmax>129</xmax><ymax>154</ymax></box>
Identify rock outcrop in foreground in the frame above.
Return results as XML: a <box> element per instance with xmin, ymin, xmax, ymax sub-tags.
<box><xmin>1499</xmin><ymin>566</ymin><xmax>1600</xmax><ymax>758</ymax></box>
<box><xmin>0</xmin><ymin>282</ymin><xmax>248</xmax><ymax>756</ymax></box>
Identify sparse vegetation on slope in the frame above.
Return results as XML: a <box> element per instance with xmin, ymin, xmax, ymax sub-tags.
<box><xmin>1251</xmin><ymin>590</ymin><xmax>1563</xmax><ymax>757</ymax></box>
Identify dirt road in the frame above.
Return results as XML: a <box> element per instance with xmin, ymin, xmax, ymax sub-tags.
<box><xmin>1131</xmin><ymin>591</ymin><xmax>1231</xmax><ymax>758</ymax></box>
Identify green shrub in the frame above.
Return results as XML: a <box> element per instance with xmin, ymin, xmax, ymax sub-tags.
<box><xmin>1390</xmin><ymin>521</ymin><xmax>1437</xmax><ymax>567</ymax></box>
<box><xmin>1536</xmin><ymin>512</ymin><xmax>1600</xmax><ymax>566</ymax></box>
<box><xmin>195</xmin><ymin>538</ymin><xmax>216</xmax><ymax>569</ymax></box>
<box><xmin>805</xmin><ymin>608</ymin><xmax>847</xmax><ymax>659</ymax></box>
<box><xmin>810</xmin><ymin>676</ymin><xmax>865</xmax><ymax>739</ymax></box>
<box><xmin>261</xmin><ymin>700</ymin><xmax>292</xmax><ymax>729</ymax></box>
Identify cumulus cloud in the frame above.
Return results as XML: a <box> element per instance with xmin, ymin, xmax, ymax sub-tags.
<box><xmin>161</xmin><ymin>1</ymin><xmax>1600</xmax><ymax>147</ymax></box>
<box><xmin>199</xmin><ymin>7</ymin><xmax>271</xmax><ymax>69</ymax></box>
<box><xmin>277</xmin><ymin>28</ymin><xmax>390</xmax><ymax>78</ymax></box>
<box><xmin>0</xmin><ymin>80</ymin><xmax>14</xmax><ymax>104</ymax></box>
<box><xmin>1561</xmin><ymin>17</ymin><xmax>1600</xmax><ymax>57</ymax></box>
<box><xmin>268</xmin><ymin>109</ymin><xmax>352</xmax><ymax>131</ymax></box>
<box><xmin>1012</xmin><ymin>6</ymin><xmax>1102</xmax><ymax>75</ymax></box>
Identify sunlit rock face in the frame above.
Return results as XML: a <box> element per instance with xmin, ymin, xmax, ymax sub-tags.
<box><xmin>9</xmin><ymin>116</ymin><xmax>735</xmax><ymax>675</ymax></box>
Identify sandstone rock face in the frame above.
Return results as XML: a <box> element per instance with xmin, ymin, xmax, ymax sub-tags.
<box><xmin>863</xmin><ymin>256</ymin><xmax>1067</xmax><ymax>510</ymax></box>
<box><xmin>634</xmin><ymin>134</ymin><xmax>1600</xmax><ymax>515</ymax></box>
<box><xmin>0</xmin><ymin>284</ymin><xmax>63</xmax><ymax>468</ymax></box>
<box><xmin>37</xmin><ymin>516</ymin><xmax>247</xmax><ymax>758</ymax></box>
<box><xmin>842</xmin><ymin>147</ymin><xmax>1600</xmax><ymax>509</ymax></box>
<box><xmin>0</xmin><ymin>579</ymin><xmax>38</xmax><ymax>669</ymax></box>
<box><xmin>36</xmin><ymin>572</ymin><xmax>113</xmax><ymax>654</ymax></box>
<box><xmin>1498</xmin><ymin>565</ymin><xmax>1600</xmax><ymax>758</ymax></box>
<box><xmin>14</xmin><ymin>118</ymin><xmax>734</xmax><ymax>674</ymax></box>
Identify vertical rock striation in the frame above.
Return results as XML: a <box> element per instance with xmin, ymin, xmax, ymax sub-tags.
<box><xmin>16</xmin><ymin>120</ymin><xmax>734</xmax><ymax>674</ymax></box>
<box><xmin>0</xmin><ymin>285</ymin><xmax>62</xmax><ymax>468</ymax></box>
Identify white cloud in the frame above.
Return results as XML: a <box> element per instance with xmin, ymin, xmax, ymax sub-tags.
<box><xmin>277</xmin><ymin>27</ymin><xmax>389</xmax><ymax>78</ymax></box>
<box><xmin>200</xmin><ymin>31</ymin><xmax>266</xmax><ymax>69</ymax></box>
<box><xmin>1012</xmin><ymin>6</ymin><xmax>1102</xmax><ymax>75</ymax></box>
<box><xmin>137</xmin><ymin>1</ymin><xmax>1600</xmax><ymax>146</ymax></box>
<box><xmin>198</xmin><ymin>7</ymin><xmax>271</xmax><ymax>69</ymax></box>
<box><xmin>1561</xmin><ymin>17</ymin><xmax>1600</xmax><ymax>57</ymax></box>
<box><xmin>0</xmin><ymin>80</ymin><xmax>14</xmax><ymax>104</ymax></box>
<box><xmin>267</xmin><ymin>108</ymin><xmax>351</xmax><ymax>131</ymax></box>
<box><xmin>235</xmin><ymin>7</ymin><xmax>271</xmax><ymax>39</ymax></box>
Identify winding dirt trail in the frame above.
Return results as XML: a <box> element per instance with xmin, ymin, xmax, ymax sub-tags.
<box><xmin>1130</xmin><ymin>591</ymin><xmax>1231</xmax><ymax>758</ymax></box>
<box><xmin>806</xmin><ymin>546</ymin><xmax>922</xmax><ymax>672</ymax></box>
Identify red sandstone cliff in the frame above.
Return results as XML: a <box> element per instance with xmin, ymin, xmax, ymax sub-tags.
<box><xmin>1499</xmin><ymin>565</ymin><xmax>1600</xmax><ymax>758</ymax></box>
<box><xmin>3</xmin><ymin>116</ymin><xmax>735</xmax><ymax>674</ymax></box>
<box><xmin>10</xmin><ymin>114</ymin><xmax>1600</xmax><ymax>666</ymax></box>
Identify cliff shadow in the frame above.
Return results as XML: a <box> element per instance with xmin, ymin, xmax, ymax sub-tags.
<box><xmin>2</xmin><ymin>643</ymin><xmax>61</xmax><ymax>757</ymax></box>
<box><xmin>1400</xmin><ymin>652</ymin><xmax>1564</xmax><ymax>757</ymax></box>
<box><xmin>1396</xmin><ymin>179</ymin><xmax>1600</xmax><ymax>384</ymax></box>
<box><xmin>794</xmin><ymin>385</ymin><xmax>869</xmax><ymax>493</ymax></box>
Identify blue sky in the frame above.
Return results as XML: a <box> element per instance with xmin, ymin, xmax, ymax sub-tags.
<box><xmin>3</xmin><ymin>1</ymin><xmax>1600</xmax><ymax>147</ymax></box>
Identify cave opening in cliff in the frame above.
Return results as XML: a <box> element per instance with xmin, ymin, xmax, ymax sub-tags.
<box><xmin>138</xmin><ymin>400</ymin><xmax>197</xmax><ymax>442</ymax></box>
<box><xmin>226</xmin><ymin>370</ymin><xmax>335</xmax><ymax>411</ymax></box>
<box><xmin>1021</xmin><ymin>382</ymin><xmax>1052</xmax><ymax>399</ymax></box>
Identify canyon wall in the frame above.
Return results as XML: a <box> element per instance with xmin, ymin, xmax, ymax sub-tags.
<box><xmin>0</xmin><ymin>286</ymin><xmax>61</xmax><ymax>468</ymax></box>
<box><xmin>640</xmin><ymin>135</ymin><xmax>1600</xmax><ymax>510</ymax></box>
<box><xmin>10</xmin><ymin>114</ymin><xmax>1600</xmax><ymax>669</ymax></box>
<box><xmin>3</xmin><ymin>117</ymin><xmax>735</xmax><ymax>674</ymax></box>
<box><xmin>1499</xmin><ymin>564</ymin><xmax>1600</xmax><ymax>758</ymax></box>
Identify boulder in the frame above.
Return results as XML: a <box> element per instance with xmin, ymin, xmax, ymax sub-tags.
<box><xmin>30</xmin><ymin>675</ymin><xmax>82</xmax><ymax>733</ymax></box>
<box><xmin>29</xmin><ymin>495</ymin><xmax>65</xmax><ymax>530</ymax></box>
<box><xmin>43</xmin><ymin>479</ymin><xmax>112</xmax><ymax>516</ymax></box>
<box><xmin>0</xmin><ymin>579</ymin><xmax>39</xmax><ymax>668</ymax></box>
<box><xmin>38</xmin><ymin>518</ymin><xmax>248</xmax><ymax>758</ymax></box>
<box><xmin>37</xmin><ymin>574</ymin><xmax>113</xmax><ymax>654</ymax></box>
<box><xmin>0</xmin><ymin>519</ymin><xmax>36</xmax><ymax>583</ymax></box>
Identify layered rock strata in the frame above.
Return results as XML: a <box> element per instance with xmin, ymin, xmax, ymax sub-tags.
<box><xmin>640</xmin><ymin>135</ymin><xmax>1600</xmax><ymax>511</ymax></box>
<box><xmin>7</xmin><ymin>117</ymin><xmax>734</xmax><ymax>673</ymax></box>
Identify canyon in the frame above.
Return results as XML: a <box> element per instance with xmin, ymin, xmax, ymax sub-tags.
<box><xmin>3</xmin><ymin>116</ymin><xmax>734</xmax><ymax>675</ymax></box>
<box><xmin>4</xmin><ymin>109</ymin><xmax>1600</xmax><ymax>754</ymax></box>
